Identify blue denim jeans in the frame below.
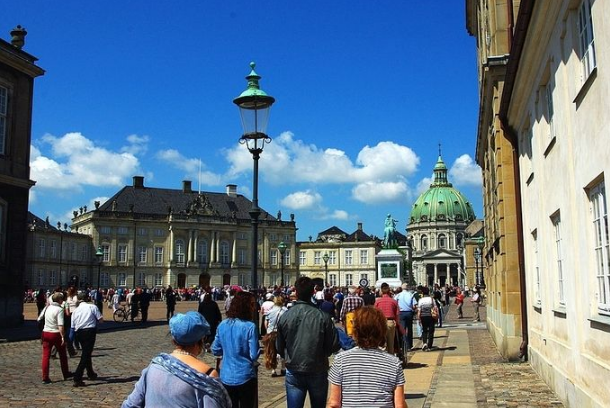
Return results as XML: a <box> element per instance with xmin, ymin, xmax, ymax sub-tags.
<box><xmin>399</xmin><ymin>311</ymin><xmax>415</xmax><ymax>350</ymax></box>
<box><xmin>285</xmin><ymin>369</ymin><xmax>328</xmax><ymax>408</ymax></box>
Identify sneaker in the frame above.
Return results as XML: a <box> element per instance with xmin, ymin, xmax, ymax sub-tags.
<box><xmin>73</xmin><ymin>380</ymin><xmax>86</xmax><ymax>387</ymax></box>
<box><xmin>69</xmin><ymin>351</ymin><xmax>78</xmax><ymax>358</ymax></box>
<box><xmin>422</xmin><ymin>344</ymin><xmax>428</xmax><ymax>351</ymax></box>
<box><xmin>64</xmin><ymin>372</ymin><xmax>74</xmax><ymax>380</ymax></box>
<box><xmin>271</xmin><ymin>371</ymin><xmax>278</xmax><ymax>377</ymax></box>
<box><xmin>42</xmin><ymin>379</ymin><xmax>52</xmax><ymax>384</ymax></box>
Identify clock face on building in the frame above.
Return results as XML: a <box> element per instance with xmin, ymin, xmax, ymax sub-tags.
<box><xmin>359</xmin><ymin>278</ymin><xmax>369</xmax><ymax>287</ymax></box>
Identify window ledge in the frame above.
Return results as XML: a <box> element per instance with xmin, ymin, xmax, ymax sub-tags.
<box><xmin>543</xmin><ymin>136</ymin><xmax>556</xmax><ymax>157</ymax></box>
<box><xmin>574</xmin><ymin>67</ymin><xmax>597</xmax><ymax>108</ymax></box>
<box><xmin>588</xmin><ymin>314</ymin><xmax>610</xmax><ymax>331</ymax></box>
<box><xmin>552</xmin><ymin>307</ymin><xmax>567</xmax><ymax>318</ymax></box>
<box><xmin>533</xmin><ymin>304</ymin><xmax>542</xmax><ymax>313</ymax></box>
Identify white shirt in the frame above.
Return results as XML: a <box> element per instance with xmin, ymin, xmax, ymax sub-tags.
<box><xmin>71</xmin><ymin>302</ymin><xmax>103</xmax><ymax>330</ymax></box>
<box><xmin>39</xmin><ymin>303</ymin><xmax>64</xmax><ymax>333</ymax></box>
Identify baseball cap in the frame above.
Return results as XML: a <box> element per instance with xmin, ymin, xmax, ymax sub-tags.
<box><xmin>169</xmin><ymin>311</ymin><xmax>211</xmax><ymax>346</ymax></box>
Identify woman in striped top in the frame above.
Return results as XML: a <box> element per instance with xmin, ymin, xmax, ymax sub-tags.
<box><xmin>327</xmin><ymin>306</ymin><xmax>408</xmax><ymax>408</ymax></box>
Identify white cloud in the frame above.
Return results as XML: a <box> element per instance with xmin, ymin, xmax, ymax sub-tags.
<box><xmin>449</xmin><ymin>154</ymin><xmax>482</xmax><ymax>186</ymax></box>
<box><xmin>323</xmin><ymin>210</ymin><xmax>349</xmax><ymax>220</ymax></box>
<box><xmin>415</xmin><ymin>176</ymin><xmax>433</xmax><ymax>196</ymax></box>
<box><xmin>352</xmin><ymin>180</ymin><xmax>409</xmax><ymax>204</ymax></box>
<box><xmin>280</xmin><ymin>190</ymin><xmax>323</xmax><ymax>210</ymax></box>
<box><xmin>121</xmin><ymin>134</ymin><xmax>150</xmax><ymax>155</ymax></box>
<box><xmin>31</xmin><ymin>132</ymin><xmax>140</xmax><ymax>191</ymax></box>
<box><xmin>156</xmin><ymin>149</ymin><xmax>224</xmax><ymax>186</ymax></box>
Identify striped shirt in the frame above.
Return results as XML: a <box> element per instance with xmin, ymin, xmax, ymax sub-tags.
<box><xmin>328</xmin><ymin>347</ymin><xmax>405</xmax><ymax>407</ymax></box>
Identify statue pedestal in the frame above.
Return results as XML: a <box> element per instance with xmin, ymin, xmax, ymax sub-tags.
<box><xmin>375</xmin><ymin>249</ymin><xmax>403</xmax><ymax>289</ymax></box>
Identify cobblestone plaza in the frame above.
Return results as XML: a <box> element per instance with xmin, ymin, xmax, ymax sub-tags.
<box><xmin>0</xmin><ymin>302</ymin><xmax>564</xmax><ymax>407</ymax></box>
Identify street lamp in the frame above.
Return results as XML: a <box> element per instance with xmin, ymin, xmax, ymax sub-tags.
<box><xmin>477</xmin><ymin>238</ymin><xmax>486</xmax><ymax>288</ymax></box>
<box><xmin>322</xmin><ymin>253</ymin><xmax>329</xmax><ymax>287</ymax></box>
<box><xmin>234</xmin><ymin>62</ymin><xmax>275</xmax><ymax>289</ymax></box>
<box><xmin>278</xmin><ymin>241</ymin><xmax>288</xmax><ymax>287</ymax></box>
<box><xmin>474</xmin><ymin>247</ymin><xmax>481</xmax><ymax>288</ymax></box>
<box><xmin>95</xmin><ymin>245</ymin><xmax>103</xmax><ymax>311</ymax></box>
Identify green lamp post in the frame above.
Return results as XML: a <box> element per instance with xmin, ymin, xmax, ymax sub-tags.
<box><xmin>234</xmin><ymin>62</ymin><xmax>275</xmax><ymax>289</ymax></box>
<box><xmin>322</xmin><ymin>252</ymin><xmax>330</xmax><ymax>287</ymax></box>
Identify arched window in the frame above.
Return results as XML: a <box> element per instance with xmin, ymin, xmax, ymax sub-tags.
<box><xmin>175</xmin><ymin>239</ymin><xmax>185</xmax><ymax>265</ymax></box>
<box><xmin>220</xmin><ymin>241</ymin><xmax>230</xmax><ymax>265</ymax></box>
<box><xmin>421</xmin><ymin>235</ymin><xmax>428</xmax><ymax>250</ymax></box>
<box><xmin>438</xmin><ymin>234</ymin><xmax>446</xmax><ymax>249</ymax></box>
<box><xmin>456</xmin><ymin>233</ymin><xmax>463</xmax><ymax>247</ymax></box>
<box><xmin>198</xmin><ymin>240</ymin><xmax>208</xmax><ymax>264</ymax></box>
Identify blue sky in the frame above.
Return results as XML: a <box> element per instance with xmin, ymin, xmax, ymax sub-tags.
<box><xmin>3</xmin><ymin>1</ymin><xmax>482</xmax><ymax>242</ymax></box>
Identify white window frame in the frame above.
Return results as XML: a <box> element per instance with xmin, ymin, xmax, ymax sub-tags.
<box><xmin>0</xmin><ymin>85</ymin><xmax>7</xmax><ymax>155</ymax></box>
<box><xmin>118</xmin><ymin>273</ymin><xmax>126</xmax><ymax>287</ymax></box>
<box><xmin>138</xmin><ymin>246</ymin><xmax>147</xmax><ymax>264</ymax></box>
<box><xmin>175</xmin><ymin>239</ymin><xmax>185</xmax><ymax>265</ymax></box>
<box><xmin>138</xmin><ymin>227</ymin><xmax>147</xmax><ymax>236</ymax></box>
<box><xmin>238</xmin><ymin>248</ymin><xmax>247</xmax><ymax>265</ymax></box>
<box><xmin>314</xmin><ymin>251</ymin><xmax>321</xmax><ymax>265</ymax></box>
<box><xmin>102</xmin><ymin>245</ymin><xmax>110</xmax><ymax>262</ymax></box>
<box><xmin>39</xmin><ymin>238</ymin><xmax>46</xmax><ymax>257</ymax></box>
<box><xmin>271</xmin><ymin>249</ymin><xmax>278</xmax><ymax>266</ymax></box>
<box><xmin>100</xmin><ymin>226</ymin><xmax>112</xmax><ymax>234</ymax></box>
<box><xmin>101</xmin><ymin>272</ymin><xmax>110</xmax><ymax>288</ymax></box>
<box><xmin>551</xmin><ymin>213</ymin><xmax>565</xmax><ymax>306</ymax></box>
<box><xmin>361</xmin><ymin>273</ymin><xmax>368</xmax><ymax>283</ymax></box>
<box><xmin>197</xmin><ymin>240</ymin><xmax>208</xmax><ymax>264</ymax></box>
<box><xmin>117</xmin><ymin>226</ymin><xmax>129</xmax><ymax>235</ymax></box>
<box><xmin>578</xmin><ymin>0</ymin><xmax>597</xmax><ymax>83</ymax></box>
<box><xmin>284</xmin><ymin>250</ymin><xmax>290</xmax><ymax>266</ymax></box>
<box><xmin>329</xmin><ymin>251</ymin><xmax>337</xmax><ymax>265</ymax></box>
<box><xmin>137</xmin><ymin>271</ymin><xmax>146</xmax><ymax>287</ymax></box>
<box><xmin>38</xmin><ymin>269</ymin><xmax>45</xmax><ymax>286</ymax></box>
<box><xmin>154</xmin><ymin>273</ymin><xmax>163</xmax><ymax>286</ymax></box>
<box><xmin>360</xmin><ymin>249</ymin><xmax>368</xmax><ymax>265</ymax></box>
<box><xmin>49</xmin><ymin>270</ymin><xmax>57</xmax><ymax>286</ymax></box>
<box><xmin>155</xmin><ymin>247</ymin><xmax>163</xmax><ymax>265</ymax></box>
<box><xmin>220</xmin><ymin>241</ymin><xmax>230</xmax><ymax>265</ymax></box>
<box><xmin>345</xmin><ymin>249</ymin><xmax>353</xmax><ymax>265</ymax></box>
<box><xmin>329</xmin><ymin>274</ymin><xmax>337</xmax><ymax>286</ymax></box>
<box><xmin>118</xmin><ymin>244</ymin><xmax>127</xmax><ymax>263</ymax></box>
<box><xmin>50</xmin><ymin>240</ymin><xmax>57</xmax><ymax>258</ymax></box>
<box><xmin>345</xmin><ymin>273</ymin><xmax>353</xmax><ymax>286</ymax></box>
<box><xmin>438</xmin><ymin>234</ymin><xmax>446</xmax><ymax>249</ymax></box>
<box><xmin>590</xmin><ymin>181</ymin><xmax>610</xmax><ymax>313</ymax></box>
<box><xmin>299</xmin><ymin>251</ymin><xmax>306</xmax><ymax>266</ymax></box>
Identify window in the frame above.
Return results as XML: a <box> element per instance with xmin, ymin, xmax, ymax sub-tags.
<box><xmin>220</xmin><ymin>241</ymin><xmax>230</xmax><ymax>265</ymax></box>
<box><xmin>271</xmin><ymin>249</ymin><xmax>278</xmax><ymax>265</ymax></box>
<box><xmin>197</xmin><ymin>240</ymin><xmax>208</xmax><ymax>264</ymax></box>
<box><xmin>137</xmin><ymin>272</ymin><xmax>146</xmax><ymax>287</ymax></box>
<box><xmin>545</xmin><ymin>81</ymin><xmax>555</xmax><ymax>139</ymax></box>
<box><xmin>551</xmin><ymin>214</ymin><xmax>565</xmax><ymax>306</ymax></box>
<box><xmin>118</xmin><ymin>244</ymin><xmax>127</xmax><ymax>263</ymax></box>
<box><xmin>0</xmin><ymin>86</ymin><xmax>7</xmax><ymax>154</ymax></box>
<box><xmin>345</xmin><ymin>273</ymin><xmax>353</xmax><ymax>286</ymax></box>
<box><xmin>284</xmin><ymin>250</ymin><xmax>290</xmax><ymax>266</ymax></box>
<box><xmin>345</xmin><ymin>250</ymin><xmax>353</xmax><ymax>265</ymax></box>
<box><xmin>238</xmin><ymin>248</ymin><xmax>247</xmax><ymax>265</ymax></box>
<box><xmin>100</xmin><ymin>226</ymin><xmax>111</xmax><ymax>234</ymax></box>
<box><xmin>102</xmin><ymin>245</ymin><xmax>110</xmax><ymax>262</ymax></box>
<box><xmin>175</xmin><ymin>240</ymin><xmax>185</xmax><ymax>265</ymax></box>
<box><xmin>117</xmin><ymin>226</ymin><xmax>129</xmax><ymax>235</ymax></box>
<box><xmin>456</xmin><ymin>233</ymin><xmax>463</xmax><ymax>247</ymax></box>
<box><xmin>138</xmin><ymin>246</ymin><xmax>147</xmax><ymax>263</ymax></box>
<box><xmin>361</xmin><ymin>273</ymin><xmax>368</xmax><ymax>283</ymax></box>
<box><xmin>590</xmin><ymin>181</ymin><xmax>610</xmax><ymax>313</ymax></box>
<box><xmin>299</xmin><ymin>251</ymin><xmax>306</xmax><ymax>266</ymax></box>
<box><xmin>532</xmin><ymin>230</ymin><xmax>541</xmax><ymax>306</ymax></box>
<box><xmin>269</xmin><ymin>233</ymin><xmax>277</xmax><ymax>241</ymax></box>
<box><xmin>238</xmin><ymin>232</ymin><xmax>248</xmax><ymax>240</ymax></box>
<box><xmin>438</xmin><ymin>234</ymin><xmax>446</xmax><ymax>249</ymax></box>
<box><xmin>360</xmin><ymin>250</ymin><xmax>368</xmax><ymax>265</ymax></box>
<box><xmin>37</xmin><ymin>269</ymin><xmax>45</xmax><ymax>286</ymax></box>
<box><xmin>154</xmin><ymin>273</ymin><xmax>163</xmax><ymax>286</ymax></box>
<box><xmin>50</xmin><ymin>240</ymin><xmax>57</xmax><ymax>258</ymax></box>
<box><xmin>421</xmin><ymin>235</ymin><xmax>428</xmax><ymax>250</ymax></box>
<box><xmin>70</xmin><ymin>242</ymin><xmax>77</xmax><ymax>260</ymax></box>
<box><xmin>239</xmin><ymin>274</ymin><xmax>247</xmax><ymax>287</ymax></box>
<box><xmin>329</xmin><ymin>274</ymin><xmax>337</xmax><ymax>286</ymax></box>
<box><xmin>284</xmin><ymin>234</ymin><xmax>292</xmax><ymax>242</ymax></box>
<box><xmin>101</xmin><ymin>272</ymin><xmax>109</xmax><ymax>288</ymax></box>
<box><xmin>49</xmin><ymin>270</ymin><xmax>57</xmax><ymax>286</ymax></box>
<box><xmin>138</xmin><ymin>227</ymin><xmax>148</xmax><ymax>236</ymax></box>
<box><xmin>154</xmin><ymin>228</ymin><xmax>165</xmax><ymax>237</ymax></box>
<box><xmin>578</xmin><ymin>0</ymin><xmax>596</xmax><ymax>82</ymax></box>
<box><xmin>39</xmin><ymin>239</ymin><xmax>46</xmax><ymax>257</ymax></box>
<box><xmin>314</xmin><ymin>251</ymin><xmax>321</xmax><ymax>265</ymax></box>
<box><xmin>118</xmin><ymin>273</ymin><xmax>126</xmax><ymax>287</ymax></box>
<box><xmin>155</xmin><ymin>247</ymin><xmax>163</xmax><ymax>264</ymax></box>
<box><xmin>329</xmin><ymin>251</ymin><xmax>337</xmax><ymax>265</ymax></box>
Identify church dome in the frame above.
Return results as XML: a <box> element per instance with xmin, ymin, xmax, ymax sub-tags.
<box><xmin>409</xmin><ymin>155</ymin><xmax>476</xmax><ymax>224</ymax></box>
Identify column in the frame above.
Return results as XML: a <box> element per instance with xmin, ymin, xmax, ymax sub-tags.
<box><xmin>434</xmin><ymin>263</ymin><xmax>438</xmax><ymax>286</ymax></box>
<box><xmin>187</xmin><ymin>230</ymin><xmax>193</xmax><ymax>264</ymax></box>
<box><xmin>232</xmin><ymin>233</ymin><xmax>237</xmax><ymax>267</ymax></box>
<box><xmin>210</xmin><ymin>232</ymin><xmax>216</xmax><ymax>264</ymax></box>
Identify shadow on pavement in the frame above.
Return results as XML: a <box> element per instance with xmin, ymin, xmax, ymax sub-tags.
<box><xmin>404</xmin><ymin>362</ymin><xmax>429</xmax><ymax>369</ymax></box>
<box><xmin>405</xmin><ymin>393</ymin><xmax>427</xmax><ymax>399</ymax></box>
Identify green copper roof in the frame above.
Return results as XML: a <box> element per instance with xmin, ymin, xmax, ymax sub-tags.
<box><xmin>409</xmin><ymin>155</ymin><xmax>476</xmax><ymax>224</ymax></box>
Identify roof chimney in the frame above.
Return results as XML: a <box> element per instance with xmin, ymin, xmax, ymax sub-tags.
<box><xmin>10</xmin><ymin>25</ymin><xmax>26</xmax><ymax>49</ymax></box>
<box><xmin>357</xmin><ymin>222</ymin><xmax>363</xmax><ymax>231</ymax></box>
<box><xmin>182</xmin><ymin>180</ymin><xmax>192</xmax><ymax>193</ymax></box>
<box><xmin>133</xmin><ymin>176</ymin><xmax>144</xmax><ymax>189</ymax></box>
<box><xmin>226</xmin><ymin>184</ymin><xmax>237</xmax><ymax>197</ymax></box>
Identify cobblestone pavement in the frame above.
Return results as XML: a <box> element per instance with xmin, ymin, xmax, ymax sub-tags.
<box><xmin>0</xmin><ymin>300</ymin><xmax>567</xmax><ymax>407</ymax></box>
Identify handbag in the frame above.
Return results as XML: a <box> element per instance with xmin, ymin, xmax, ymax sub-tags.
<box><xmin>431</xmin><ymin>304</ymin><xmax>439</xmax><ymax>321</ymax></box>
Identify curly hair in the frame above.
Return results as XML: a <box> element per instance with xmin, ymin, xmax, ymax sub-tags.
<box><xmin>226</xmin><ymin>291</ymin><xmax>255</xmax><ymax>320</ymax></box>
<box><xmin>353</xmin><ymin>306</ymin><xmax>387</xmax><ymax>349</ymax></box>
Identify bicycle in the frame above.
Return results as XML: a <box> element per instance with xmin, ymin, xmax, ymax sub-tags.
<box><xmin>113</xmin><ymin>305</ymin><xmax>141</xmax><ymax>322</ymax></box>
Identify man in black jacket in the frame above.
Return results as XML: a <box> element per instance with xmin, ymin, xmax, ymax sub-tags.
<box><xmin>276</xmin><ymin>276</ymin><xmax>340</xmax><ymax>408</ymax></box>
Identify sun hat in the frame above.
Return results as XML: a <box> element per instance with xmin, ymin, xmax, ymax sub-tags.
<box><xmin>169</xmin><ymin>311</ymin><xmax>211</xmax><ymax>345</ymax></box>
<box><xmin>266</xmin><ymin>293</ymin><xmax>274</xmax><ymax>300</ymax></box>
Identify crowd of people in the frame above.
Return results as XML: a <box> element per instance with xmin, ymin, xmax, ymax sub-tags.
<box><xmin>34</xmin><ymin>280</ymin><xmax>483</xmax><ymax>407</ymax></box>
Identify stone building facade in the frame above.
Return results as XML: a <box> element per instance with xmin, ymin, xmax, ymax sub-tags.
<box><xmin>297</xmin><ymin>224</ymin><xmax>381</xmax><ymax>288</ymax></box>
<box><xmin>70</xmin><ymin>177</ymin><xmax>297</xmax><ymax>290</ymax></box>
<box><xmin>0</xmin><ymin>27</ymin><xmax>44</xmax><ymax>326</ymax></box>
<box><xmin>26</xmin><ymin>213</ymin><xmax>95</xmax><ymax>290</ymax></box>
<box><xmin>468</xmin><ymin>0</ymin><xmax>610</xmax><ymax>406</ymax></box>
<box><xmin>466</xmin><ymin>0</ymin><xmax>525</xmax><ymax>361</ymax></box>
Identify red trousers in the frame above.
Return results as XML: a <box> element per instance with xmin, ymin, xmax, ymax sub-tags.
<box><xmin>41</xmin><ymin>331</ymin><xmax>70</xmax><ymax>381</ymax></box>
